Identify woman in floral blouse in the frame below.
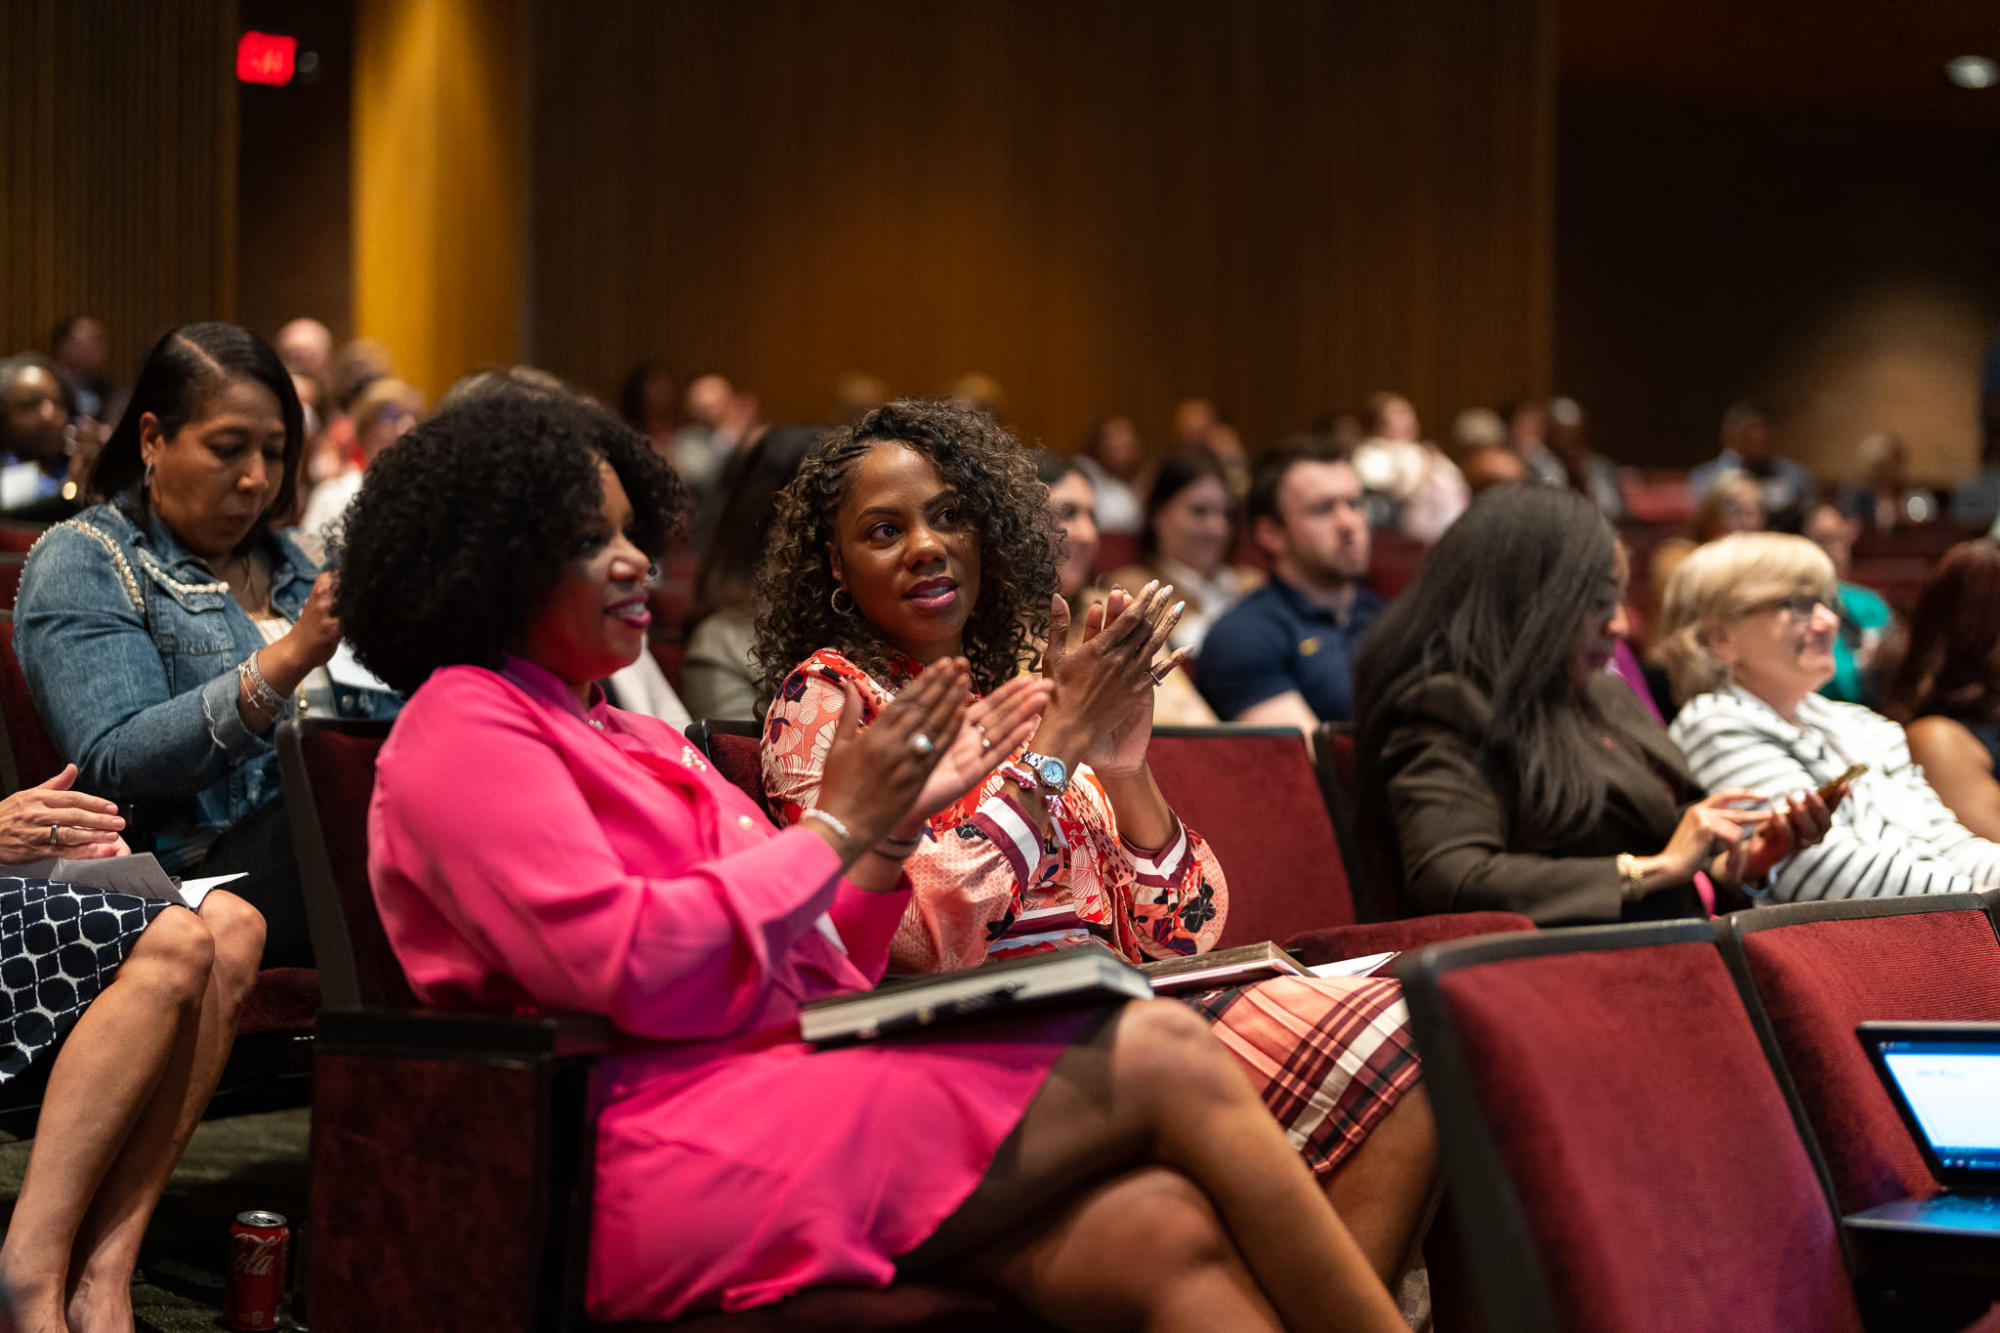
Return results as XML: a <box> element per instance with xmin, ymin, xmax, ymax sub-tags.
<box><xmin>754</xmin><ymin>398</ymin><xmax>1436</xmax><ymax>1286</ymax></box>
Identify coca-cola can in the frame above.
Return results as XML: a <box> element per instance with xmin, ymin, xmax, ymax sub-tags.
<box><xmin>223</xmin><ymin>1209</ymin><xmax>290</xmax><ymax>1331</ymax></box>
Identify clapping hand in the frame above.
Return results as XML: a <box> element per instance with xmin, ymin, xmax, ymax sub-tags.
<box><xmin>901</xmin><ymin>675</ymin><xmax>1053</xmax><ymax>835</ymax></box>
<box><xmin>1041</xmin><ymin>584</ymin><xmax>1188</xmax><ymax>777</ymax></box>
<box><xmin>815</xmin><ymin>660</ymin><xmax>970</xmax><ymax>859</ymax></box>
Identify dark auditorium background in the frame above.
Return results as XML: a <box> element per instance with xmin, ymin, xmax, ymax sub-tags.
<box><xmin>3</xmin><ymin>0</ymin><xmax>1996</xmax><ymax>479</ymax></box>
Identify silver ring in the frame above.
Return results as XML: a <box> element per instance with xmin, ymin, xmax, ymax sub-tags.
<box><xmin>47</xmin><ymin>823</ymin><xmax>58</xmax><ymax>846</ymax></box>
<box><xmin>1148</xmin><ymin>661</ymin><xmax>1173</xmax><ymax>686</ymax></box>
<box><xmin>909</xmin><ymin>732</ymin><xmax>935</xmax><ymax>757</ymax></box>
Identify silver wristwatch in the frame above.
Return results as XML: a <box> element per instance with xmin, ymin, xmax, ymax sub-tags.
<box><xmin>1019</xmin><ymin>750</ymin><xmax>1071</xmax><ymax>794</ymax></box>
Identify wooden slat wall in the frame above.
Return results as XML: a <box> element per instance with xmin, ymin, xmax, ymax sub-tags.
<box><xmin>0</xmin><ymin>0</ymin><xmax>238</xmax><ymax>380</ymax></box>
<box><xmin>527</xmin><ymin>0</ymin><xmax>1555</xmax><ymax>452</ymax></box>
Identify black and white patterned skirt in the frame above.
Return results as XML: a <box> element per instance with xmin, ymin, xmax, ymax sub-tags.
<box><xmin>0</xmin><ymin>877</ymin><xmax>173</xmax><ymax>1085</ymax></box>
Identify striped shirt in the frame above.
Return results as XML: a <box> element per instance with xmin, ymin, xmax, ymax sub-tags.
<box><xmin>1669</xmin><ymin>686</ymin><xmax>2000</xmax><ymax>902</ymax></box>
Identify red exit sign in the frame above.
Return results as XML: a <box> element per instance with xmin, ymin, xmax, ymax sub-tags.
<box><xmin>237</xmin><ymin>30</ymin><xmax>297</xmax><ymax>86</ymax></box>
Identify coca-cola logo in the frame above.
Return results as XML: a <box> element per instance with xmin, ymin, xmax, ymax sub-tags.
<box><xmin>232</xmin><ymin>1233</ymin><xmax>286</xmax><ymax>1278</ymax></box>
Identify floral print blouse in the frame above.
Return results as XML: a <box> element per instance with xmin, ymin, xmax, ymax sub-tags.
<box><xmin>761</xmin><ymin>649</ymin><xmax>1228</xmax><ymax>974</ymax></box>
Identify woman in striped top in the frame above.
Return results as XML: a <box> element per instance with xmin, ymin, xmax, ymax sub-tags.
<box><xmin>1659</xmin><ymin>532</ymin><xmax>2000</xmax><ymax>901</ymax></box>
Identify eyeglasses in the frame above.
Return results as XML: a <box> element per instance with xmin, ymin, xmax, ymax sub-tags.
<box><xmin>1754</xmin><ymin>593</ymin><xmax>1833</xmax><ymax>622</ymax></box>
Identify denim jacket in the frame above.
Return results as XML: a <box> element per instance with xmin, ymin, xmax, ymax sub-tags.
<box><xmin>15</xmin><ymin>498</ymin><xmax>400</xmax><ymax>870</ymax></box>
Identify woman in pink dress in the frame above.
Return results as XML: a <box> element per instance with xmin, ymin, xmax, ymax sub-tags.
<box><xmin>752</xmin><ymin>399</ymin><xmax>1436</xmax><ymax>1289</ymax></box>
<box><xmin>334</xmin><ymin>379</ymin><xmax>1410</xmax><ymax>1329</ymax></box>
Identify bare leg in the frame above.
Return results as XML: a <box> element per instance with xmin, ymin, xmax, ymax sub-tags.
<box><xmin>972</xmin><ymin>1166</ymin><xmax>1283</xmax><ymax>1332</ymax></box>
<box><xmin>66</xmin><ymin>893</ymin><xmax>264</xmax><ymax>1333</ymax></box>
<box><xmin>0</xmin><ymin>909</ymin><xmax>215</xmax><ymax>1333</ymax></box>
<box><xmin>1322</xmin><ymin>1083</ymin><xmax>1441</xmax><ymax>1286</ymax></box>
<box><xmin>906</xmin><ymin>999</ymin><xmax>1406</xmax><ymax>1332</ymax></box>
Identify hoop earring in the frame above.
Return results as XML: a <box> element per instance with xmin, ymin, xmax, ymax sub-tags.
<box><xmin>830</xmin><ymin>586</ymin><xmax>855</xmax><ymax>615</ymax></box>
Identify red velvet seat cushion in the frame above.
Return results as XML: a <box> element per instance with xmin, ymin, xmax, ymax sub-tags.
<box><xmin>0</xmin><ymin>616</ymin><xmax>65</xmax><ymax>792</ymax></box>
<box><xmin>1441</xmin><ymin>941</ymin><xmax>1863</xmax><ymax>1332</ymax></box>
<box><xmin>300</xmin><ymin>725</ymin><xmax>418</xmax><ymax>1008</ymax></box>
<box><xmin>237</xmin><ymin>965</ymin><xmax>321</xmax><ymax>1035</ymax></box>
<box><xmin>1739</xmin><ymin>910</ymin><xmax>2000</xmax><ymax>1214</ymax></box>
<box><xmin>1287</xmin><ymin>911</ymin><xmax>1535</xmax><ymax>965</ymax></box>
<box><xmin>1148</xmin><ymin>732</ymin><xmax>1358</xmax><ymax>943</ymax></box>
<box><xmin>707</xmin><ymin>731</ymin><xmax>772</xmax><ymax>820</ymax></box>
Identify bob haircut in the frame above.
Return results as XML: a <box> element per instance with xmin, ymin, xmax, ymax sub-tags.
<box><xmin>334</xmin><ymin>380</ymin><xmax>686</xmax><ymax>696</ymax></box>
<box><xmin>1886</xmin><ymin>538</ymin><xmax>2000</xmax><ymax>725</ymax></box>
<box><xmin>90</xmin><ymin>323</ymin><xmax>305</xmax><ymax>546</ymax></box>
<box><xmin>1138</xmin><ymin>447</ymin><xmax>1232</xmax><ymax>561</ymax></box>
<box><xmin>1653</xmin><ymin>532</ymin><xmax>1837</xmax><ymax>704</ymax></box>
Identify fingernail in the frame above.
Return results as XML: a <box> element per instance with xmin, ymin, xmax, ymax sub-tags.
<box><xmin>1170</xmin><ymin>601</ymin><xmax>1185</xmax><ymax>617</ymax></box>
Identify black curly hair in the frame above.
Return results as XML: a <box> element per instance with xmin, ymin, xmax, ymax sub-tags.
<box><xmin>751</xmin><ymin>398</ymin><xmax>1059</xmax><ymax>704</ymax></box>
<box><xmin>334</xmin><ymin>381</ymin><xmax>688</xmax><ymax>695</ymax></box>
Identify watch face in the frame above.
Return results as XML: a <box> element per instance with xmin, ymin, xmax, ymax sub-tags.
<box><xmin>1037</xmin><ymin>757</ymin><xmax>1067</xmax><ymax>788</ymax></box>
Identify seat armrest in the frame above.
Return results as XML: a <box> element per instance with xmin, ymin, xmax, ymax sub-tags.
<box><xmin>315</xmin><ymin>1007</ymin><xmax>614</xmax><ymax>1062</ymax></box>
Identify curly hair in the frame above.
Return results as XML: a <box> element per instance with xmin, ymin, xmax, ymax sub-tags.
<box><xmin>334</xmin><ymin>381</ymin><xmax>688</xmax><ymax>695</ymax></box>
<box><xmin>751</xmin><ymin>398</ymin><xmax>1059</xmax><ymax>703</ymax></box>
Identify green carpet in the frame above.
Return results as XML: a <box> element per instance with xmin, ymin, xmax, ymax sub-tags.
<box><xmin>0</xmin><ymin>1108</ymin><xmax>311</xmax><ymax>1332</ymax></box>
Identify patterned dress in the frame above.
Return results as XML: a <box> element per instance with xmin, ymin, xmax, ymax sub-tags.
<box><xmin>0</xmin><ymin>878</ymin><xmax>171</xmax><ymax>1084</ymax></box>
<box><xmin>764</xmin><ymin>649</ymin><xmax>1420</xmax><ymax>1178</ymax></box>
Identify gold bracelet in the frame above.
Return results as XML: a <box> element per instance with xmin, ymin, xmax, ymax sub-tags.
<box><xmin>1615</xmin><ymin>853</ymin><xmax>1647</xmax><ymax>902</ymax></box>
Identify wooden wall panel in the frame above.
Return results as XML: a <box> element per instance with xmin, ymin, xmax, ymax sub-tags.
<box><xmin>1556</xmin><ymin>89</ymin><xmax>2000</xmax><ymax>481</ymax></box>
<box><xmin>0</xmin><ymin>0</ymin><xmax>237</xmax><ymax>381</ymax></box>
<box><xmin>528</xmin><ymin>0</ymin><xmax>1554</xmax><ymax>453</ymax></box>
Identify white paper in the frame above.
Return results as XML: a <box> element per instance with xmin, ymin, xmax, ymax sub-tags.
<box><xmin>176</xmin><ymin>872</ymin><xmax>248</xmax><ymax>909</ymax></box>
<box><xmin>327</xmin><ymin>640</ymin><xmax>392</xmax><ymax>693</ymax></box>
<box><xmin>1307</xmin><ymin>951</ymin><xmax>1398</xmax><ymax>979</ymax></box>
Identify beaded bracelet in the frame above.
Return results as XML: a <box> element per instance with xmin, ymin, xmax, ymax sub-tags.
<box><xmin>800</xmin><ymin>807</ymin><xmax>853</xmax><ymax>848</ymax></box>
<box><xmin>237</xmin><ymin>655</ymin><xmax>289</xmax><ymax>718</ymax></box>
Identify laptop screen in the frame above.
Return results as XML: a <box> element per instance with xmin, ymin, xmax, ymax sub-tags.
<box><xmin>1876</xmin><ymin>1035</ymin><xmax>2000</xmax><ymax>1175</ymax></box>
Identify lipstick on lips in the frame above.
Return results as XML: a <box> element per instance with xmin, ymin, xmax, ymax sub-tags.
<box><xmin>607</xmin><ymin>592</ymin><xmax>652</xmax><ymax>630</ymax></box>
<box><xmin>905</xmin><ymin>576</ymin><xmax>959</xmax><ymax>615</ymax></box>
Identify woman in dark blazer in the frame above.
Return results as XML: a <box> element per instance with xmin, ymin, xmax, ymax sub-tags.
<box><xmin>1352</xmin><ymin>487</ymin><xmax>1830</xmax><ymax>925</ymax></box>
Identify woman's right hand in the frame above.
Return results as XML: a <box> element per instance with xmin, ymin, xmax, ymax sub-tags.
<box><xmin>0</xmin><ymin>765</ymin><xmax>126</xmax><ymax>864</ymax></box>
<box><xmin>1633</xmin><ymin>789</ymin><xmax>1768</xmax><ymax>892</ymax></box>
<box><xmin>814</xmin><ymin>660</ymin><xmax>970</xmax><ymax>859</ymax></box>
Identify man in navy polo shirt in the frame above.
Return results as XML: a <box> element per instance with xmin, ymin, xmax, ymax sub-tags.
<box><xmin>1195</xmin><ymin>446</ymin><xmax>1382</xmax><ymax>733</ymax></box>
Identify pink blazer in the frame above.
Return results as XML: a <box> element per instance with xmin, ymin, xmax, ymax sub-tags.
<box><xmin>368</xmin><ymin>661</ymin><xmax>1074</xmax><ymax>1319</ymax></box>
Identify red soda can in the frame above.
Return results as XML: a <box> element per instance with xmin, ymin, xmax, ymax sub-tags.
<box><xmin>223</xmin><ymin>1209</ymin><xmax>290</xmax><ymax>1331</ymax></box>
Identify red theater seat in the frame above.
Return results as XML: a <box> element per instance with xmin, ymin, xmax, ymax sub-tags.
<box><xmin>1399</xmin><ymin>922</ymin><xmax>1865</xmax><ymax>1333</ymax></box>
<box><xmin>685</xmin><ymin>718</ymin><xmax>771</xmax><ymax>821</ymax></box>
<box><xmin>0</xmin><ymin>610</ymin><xmax>66</xmax><ymax>795</ymax></box>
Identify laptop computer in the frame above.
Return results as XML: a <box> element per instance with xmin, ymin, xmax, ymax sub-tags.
<box><xmin>1845</xmin><ymin>1021</ymin><xmax>2000</xmax><ymax>1239</ymax></box>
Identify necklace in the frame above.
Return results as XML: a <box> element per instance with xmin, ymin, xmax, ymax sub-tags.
<box><xmin>216</xmin><ymin>549</ymin><xmax>269</xmax><ymax>616</ymax></box>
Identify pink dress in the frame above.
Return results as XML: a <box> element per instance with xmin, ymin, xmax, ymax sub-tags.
<box><xmin>368</xmin><ymin>660</ymin><xmax>1086</xmax><ymax>1321</ymax></box>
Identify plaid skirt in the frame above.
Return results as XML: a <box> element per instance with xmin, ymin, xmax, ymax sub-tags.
<box><xmin>1178</xmin><ymin>974</ymin><xmax>1419</xmax><ymax>1180</ymax></box>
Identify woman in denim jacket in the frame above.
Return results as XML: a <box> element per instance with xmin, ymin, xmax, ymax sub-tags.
<box><xmin>16</xmin><ymin>323</ymin><xmax>397</xmax><ymax>965</ymax></box>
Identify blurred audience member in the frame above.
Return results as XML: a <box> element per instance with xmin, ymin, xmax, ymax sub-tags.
<box><xmin>1449</xmin><ymin>407</ymin><xmax>1508</xmax><ymax>458</ymax></box>
<box><xmin>0</xmin><ymin>353</ymin><xmax>82</xmax><ymax>513</ymax></box>
<box><xmin>1506</xmin><ymin>399</ymin><xmax>1566</xmax><ymax>487</ymax></box>
<box><xmin>1838</xmin><ymin>431</ymin><xmax>1934</xmax><ymax>531</ymax></box>
<box><xmin>1885</xmin><ymin>539</ymin><xmax>2000</xmax><ymax>841</ymax></box>
<box><xmin>1461</xmin><ymin>445</ymin><xmax>1527</xmax><ymax>494</ymax></box>
<box><xmin>1950</xmin><ymin>432</ymin><xmax>2000</xmax><ymax>528</ymax></box>
<box><xmin>19</xmin><ymin>323</ymin><xmax>400</xmax><ymax>967</ymax></box>
<box><xmin>299</xmin><ymin>377</ymin><xmax>423</xmax><ymax>542</ymax></box>
<box><xmin>1661</xmin><ymin>533</ymin><xmax>1999</xmax><ymax>901</ymax></box>
<box><xmin>1171</xmin><ymin>397</ymin><xmax>1218</xmax><ymax>448</ymax></box>
<box><xmin>1646</xmin><ymin>470</ymin><xmax>1765</xmax><ymax>639</ymax></box>
<box><xmin>1689</xmin><ymin>401</ymin><xmax>1813</xmax><ymax>531</ymax></box>
<box><xmin>672</xmin><ymin>372</ymin><xmax>759</xmax><ymax>503</ymax></box>
<box><xmin>832</xmin><ymin>371</ymin><xmax>889</xmax><ymax>427</ymax></box>
<box><xmin>275</xmin><ymin>317</ymin><xmax>335</xmax><ymax>379</ymax></box>
<box><xmin>1107</xmin><ymin>448</ymin><xmax>1262</xmax><ymax>654</ymax></box>
<box><xmin>1351</xmin><ymin>391</ymin><xmax>1468</xmax><ymax>544</ymax></box>
<box><xmin>1039</xmin><ymin>452</ymin><xmax>1215</xmax><ymax>725</ymax></box>
<box><xmin>1803</xmin><ymin>502</ymin><xmax>1896</xmax><ymax>706</ymax></box>
<box><xmin>1075</xmin><ymin>415</ymin><xmax>1148</xmax><ymax>536</ymax></box>
<box><xmin>681</xmin><ymin>425</ymin><xmax>821</xmax><ymax>719</ymax></box>
<box><xmin>1547</xmin><ymin>396</ymin><xmax>1624</xmax><ymax>519</ymax></box>
<box><xmin>329</xmin><ymin>337</ymin><xmax>392</xmax><ymax>410</ymax></box>
<box><xmin>619</xmin><ymin>361</ymin><xmax>678</xmax><ymax>455</ymax></box>
<box><xmin>49</xmin><ymin>315</ymin><xmax>113</xmax><ymax>424</ymax></box>
<box><xmin>1197</xmin><ymin>447</ymin><xmax>1379</xmax><ymax>731</ymax></box>
<box><xmin>945</xmin><ymin>372</ymin><xmax>1007</xmax><ymax>419</ymax></box>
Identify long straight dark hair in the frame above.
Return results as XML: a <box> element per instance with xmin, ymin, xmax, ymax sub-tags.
<box><xmin>90</xmin><ymin>322</ymin><xmax>305</xmax><ymax>548</ymax></box>
<box><xmin>1353</xmin><ymin>485</ymin><xmax>1623</xmax><ymax>849</ymax></box>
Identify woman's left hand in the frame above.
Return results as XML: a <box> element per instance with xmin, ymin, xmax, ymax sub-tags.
<box><xmin>1050</xmin><ymin>587</ymin><xmax>1188</xmax><ymax>777</ymax></box>
<box><xmin>1735</xmin><ymin>789</ymin><xmax>1834</xmax><ymax>881</ymax></box>
<box><xmin>898</xmin><ymin>676</ymin><xmax>1053</xmax><ymax>835</ymax></box>
<box><xmin>0</xmin><ymin>765</ymin><xmax>128</xmax><ymax>865</ymax></box>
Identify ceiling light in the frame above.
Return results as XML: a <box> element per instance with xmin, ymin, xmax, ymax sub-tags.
<box><xmin>1944</xmin><ymin>55</ymin><xmax>1997</xmax><ymax>90</ymax></box>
